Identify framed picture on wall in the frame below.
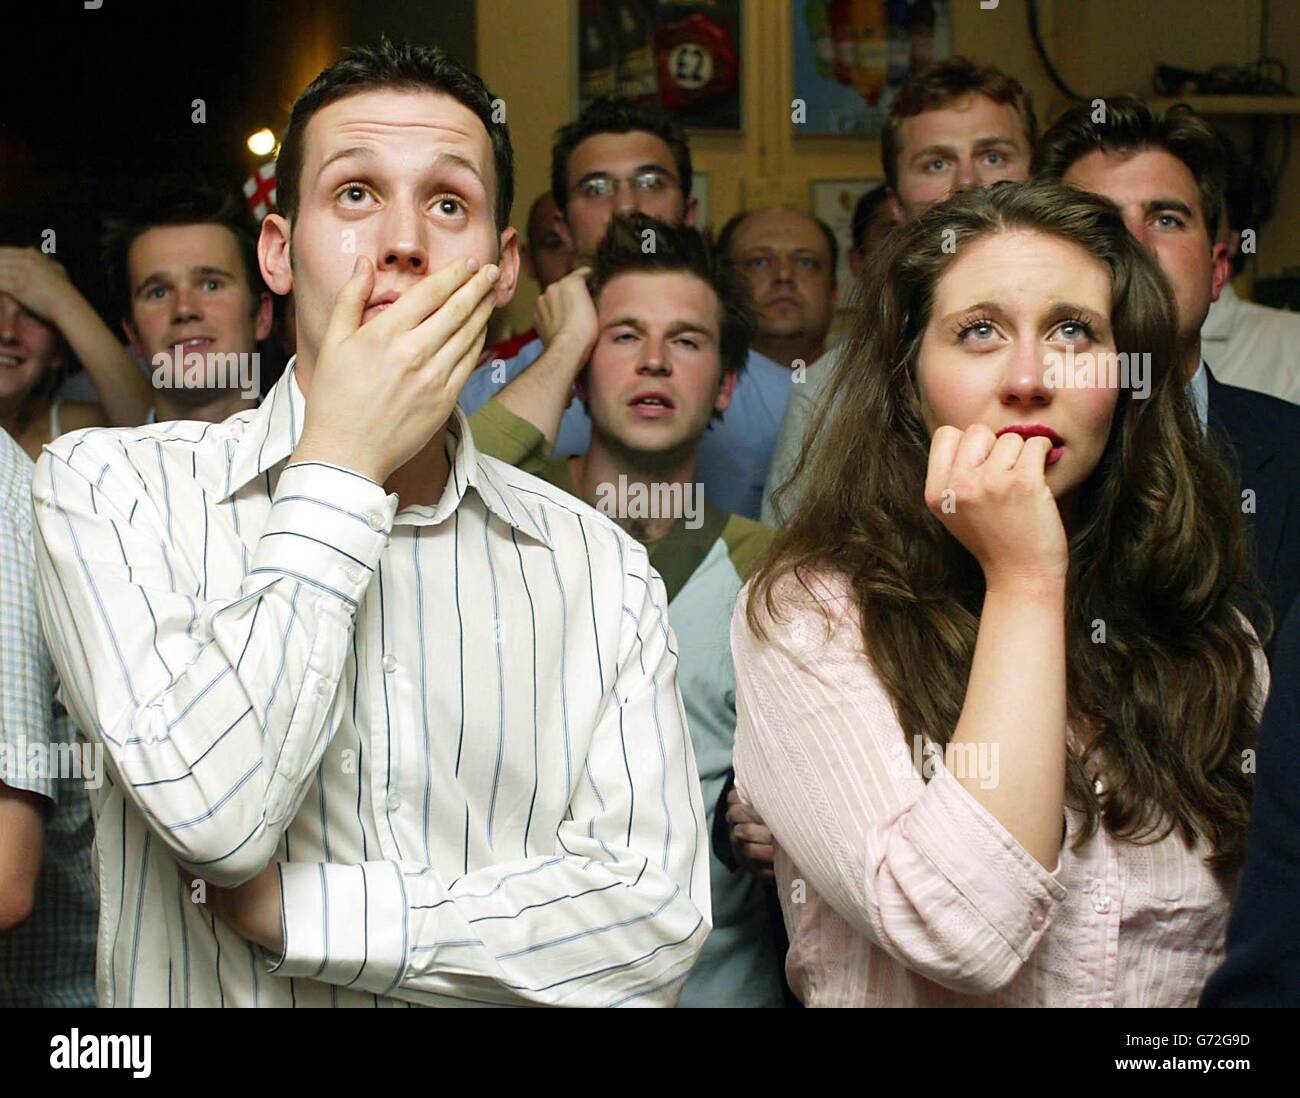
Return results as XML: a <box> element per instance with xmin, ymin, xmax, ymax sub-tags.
<box><xmin>576</xmin><ymin>0</ymin><xmax>743</xmax><ymax>132</ymax></box>
<box><xmin>792</xmin><ymin>0</ymin><xmax>952</xmax><ymax>136</ymax></box>
<box><xmin>811</xmin><ymin>178</ymin><xmax>883</xmax><ymax>299</ymax></box>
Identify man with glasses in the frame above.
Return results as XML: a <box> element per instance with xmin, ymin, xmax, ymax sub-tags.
<box><xmin>460</xmin><ymin>96</ymin><xmax>791</xmax><ymax>519</ymax></box>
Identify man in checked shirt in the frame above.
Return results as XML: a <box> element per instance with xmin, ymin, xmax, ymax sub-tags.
<box><xmin>31</xmin><ymin>39</ymin><xmax>710</xmax><ymax>1007</ymax></box>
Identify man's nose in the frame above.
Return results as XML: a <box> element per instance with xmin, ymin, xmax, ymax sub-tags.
<box><xmin>773</xmin><ymin>255</ymin><xmax>795</xmax><ymax>284</ymax></box>
<box><xmin>616</xmin><ymin>180</ymin><xmax>641</xmax><ymax>217</ymax></box>
<box><xmin>376</xmin><ymin>206</ymin><xmax>431</xmax><ymax>274</ymax></box>
<box><xmin>952</xmin><ymin>157</ymin><xmax>977</xmax><ymax>192</ymax></box>
<box><xmin>638</xmin><ymin>336</ymin><xmax>670</xmax><ymax>374</ymax></box>
<box><xmin>172</xmin><ymin>288</ymin><xmax>201</xmax><ymax>322</ymax></box>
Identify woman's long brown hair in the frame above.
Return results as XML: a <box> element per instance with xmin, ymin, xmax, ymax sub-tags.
<box><xmin>749</xmin><ymin>180</ymin><xmax>1264</xmax><ymax>873</ymax></box>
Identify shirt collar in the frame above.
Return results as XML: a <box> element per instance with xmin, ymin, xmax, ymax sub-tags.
<box><xmin>218</xmin><ymin>356</ymin><xmax>553</xmax><ymax>549</ymax></box>
<box><xmin>1189</xmin><ymin>359</ymin><xmax>1210</xmax><ymax>432</ymax></box>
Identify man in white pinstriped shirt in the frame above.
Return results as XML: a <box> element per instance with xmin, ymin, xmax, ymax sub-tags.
<box><xmin>31</xmin><ymin>40</ymin><xmax>710</xmax><ymax>1007</ymax></box>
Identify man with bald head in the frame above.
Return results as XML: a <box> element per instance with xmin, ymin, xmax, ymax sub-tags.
<box><xmin>718</xmin><ymin>206</ymin><xmax>837</xmax><ymax>373</ymax></box>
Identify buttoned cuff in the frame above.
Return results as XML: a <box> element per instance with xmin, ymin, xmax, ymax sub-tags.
<box><xmin>904</xmin><ymin>763</ymin><xmax>1068</xmax><ymax>959</ymax></box>
<box><xmin>249</xmin><ymin>462</ymin><xmax>397</xmax><ymax>610</ymax></box>
<box><xmin>270</xmin><ymin>861</ymin><xmax>409</xmax><ymax>994</ymax></box>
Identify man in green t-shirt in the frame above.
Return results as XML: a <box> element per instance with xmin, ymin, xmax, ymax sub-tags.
<box><xmin>469</xmin><ymin>215</ymin><xmax>786</xmax><ymax>1007</ymax></box>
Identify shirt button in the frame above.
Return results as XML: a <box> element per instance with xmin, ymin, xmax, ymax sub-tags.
<box><xmin>382</xmin><ymin>653</ymin><xmax>397</xmax><ymax>673</ymax></box>
<box><xmin>315</xmin><ymin>679</ymin><xmax>330</xmax><ymax>696</ymax></box>
<box><xmin>366</xmin><ymin>511</ymin><xmax>385</xmax><ymax>531</ymax></box>
<box><xmin>1030</xmin><ymin>907</ymin><xmax>1046</xmax><ymax>931</ymax></box>
<box><xmin>1095</xmin><ymin>896</ymin><xmax>1112</xmax><ymax>914</ymax></box>
<box><xmin>387</xmin><ymin>793</ymin><xmax>402</xmax><ymax>812</ymax></box>
<box><xmin>346</xmin><ymin>564</ymin><xmax>365</xmax><ymax>584</ymax></box>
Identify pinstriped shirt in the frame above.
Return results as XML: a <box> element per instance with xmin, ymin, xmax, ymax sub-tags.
<box><xmin>31</xmin><ymin>359</ymin><xmax>711</xmax><ymax>1007</ymax></box>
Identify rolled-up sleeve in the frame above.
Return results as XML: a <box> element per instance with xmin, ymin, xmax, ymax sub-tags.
<box><xmin>731</xmin><ymin>574</ymin><xmax>1065</xmax><ymax>996</ymax></box>
<box><xmin>32</xmin><ymin>439</ymin><xmax>394</xmax><ymax>886</ymax></box>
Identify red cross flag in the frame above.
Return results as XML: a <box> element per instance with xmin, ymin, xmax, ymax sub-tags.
<box><xmin>243</xmin><ymin>160</ymin><xmax>277</xmax><ymax>220</ymax></box>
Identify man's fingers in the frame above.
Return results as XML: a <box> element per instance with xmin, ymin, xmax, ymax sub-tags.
<box><xmin>741</xmin><ymin>843</ymin><xmax>776</xmax><ymax>866</ymax></box>
<box><xmin>408</xmin><ymin>263</ymin><xmax>499</xmax><ymax>358</ymax></box>
<box><xmin>433</xmin><ymin>292</ymin><xmax>496</xmax><ymax>395</ymax></box>
<box><xmin>380</xmin><ymin>255</ymin><xmax>481</xmax><ymax>333</ymax></box>
<box><xmin>322</xmin><ymin>255</ymin><xmax>375</xmax><ymax>348</ymax></box>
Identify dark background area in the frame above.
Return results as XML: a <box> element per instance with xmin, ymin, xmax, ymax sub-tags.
<box><xmin>0</xmin><ymin>0</ymin><xmax>476</xmax><ymax>320</ymax></box>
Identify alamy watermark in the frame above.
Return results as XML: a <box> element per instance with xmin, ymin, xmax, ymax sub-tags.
<box><xmin>594</xmin><ymin>475</ymin><xmax>703</xmax><ymax>530</ymax></box>
<box><xmin>151</xmin><ymin>346</ymin><xmax>261</xmax><ymax>401</ymax></box>
<box><xmin>0</xmin><ymin>734</ymin><xmax>103</xmax><ymax>790</ymax></box>
<box><xmin>1043</xmin><ymin>345</ymin><xmax>1151</xmax><ymax>400</ymax></box>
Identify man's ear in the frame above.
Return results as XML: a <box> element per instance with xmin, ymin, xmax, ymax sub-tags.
<box><xmin>714</xmin><ymin>366</ymin><xmax>738</xmax><ymax>415</ymax></box>
<box><xmin>259</xmin><ymin>214</ymin><xmax>293</xmax><ymax>295</ymax></box>
<box><xmin>254</xmin><ymin>290</ymin><xmax>274</xmax><ymax>342</ymax></box>
<box><xmin>493</xmin><ymin>225</ymin><xmax>521</xmax><ymax>307</ymax></box>
<box><xmin>554</xmin><ymin>208</ymin><xmax>576</xmax><ymax>254</ymax></box>
<box><xmin>886</xmin><ymin>187</ymin><xmax>907</xmax><ymax>224</ymax></box>
<box><xmin>1209</xmin><ymin>238</ymin><xmax>1232</xmax><ymax>303</ymax></box>
<box><xmin>683</xmin><ymin>194</ymin><xmax>699</xmax><ymax>228</ymax></box>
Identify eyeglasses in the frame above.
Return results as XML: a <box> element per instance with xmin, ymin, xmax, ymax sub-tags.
<box><xmin>570</xmin><ymin>170</ymin><xmax>680</xmax><ymax>202</ymax></box>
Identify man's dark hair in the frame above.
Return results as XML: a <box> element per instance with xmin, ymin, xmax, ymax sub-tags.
<box><xmin>551</xmin><ymin>97</ymin><xmax>692</xmax><ymax>213</ymax></box>
<box><xmin>1217</xmin><ymin>130</ymin><xmax>1266</xmax><ymax>276</ymax></box>
<box><xmin>101</xmin><ymin>177</ymin><xmax>266</xmax><ymax>322</ymax></box>
<box><xmin>850</xmin><ymin>184</ymin><xmax>891</xmax><ymax>253</ymax></box>
<box><xmin>276</xmin><ymin>38</ymin><xmax>514</xmax><ymax>231</ymax></box>
<box><xmin>588</xmin><ymin>214</ymin><xmax>755</xmax><ymax>381</ymax></box>
<box><xmin>882</xmin><ymin>56</ymin><xmax>1037</xmax><ymax>191</ymax></box>
<box><xmin>1034</xmin><ymin>96</ymin><xmax>1225</xmax><ymax>242</ymax></box>
<box><xmin>716</xmin><ymin>207</ymin><xmax>838</xmax><ymax>285</ymax></box>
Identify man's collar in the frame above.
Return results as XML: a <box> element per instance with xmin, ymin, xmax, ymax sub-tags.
<box><xmin>217</xmin><ymin>356</ymin><xmax>552</xmax><ymax>549</ymax></box>
<box><xmin>1189</xmin><ymin>358</ymin><xmax>1210</xmax><ymax>432</ymax></box>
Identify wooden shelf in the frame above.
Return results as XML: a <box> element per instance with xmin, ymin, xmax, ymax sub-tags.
<box><xmin>1149</xmin><ymin>95</ymin><xmax>1300</xmax><ymax>115</ymax></box>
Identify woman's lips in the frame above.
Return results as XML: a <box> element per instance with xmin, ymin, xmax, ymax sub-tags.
<box><xmin>996</xmin><ymin>425</ymin><xmax>1066</xmax><ymax>466</ymax></box>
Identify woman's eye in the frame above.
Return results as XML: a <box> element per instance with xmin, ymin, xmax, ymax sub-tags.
<box><xmin>1054</xmin><ymin>320</ymin><xmax>1094</xmax><ymax>343</ymax></box>
<box><xmin>339</xmin><ymin>186</ymin><xmax>369</xmax><ymax>206</ymax></box>
<box><xmin>1155</xmin><ymin>213</ymin><xmax>1183</xmax><ymax>229</ymax></box>
<box><xmin>959</xmin><ymin>322</ymin><xmax>996</xmax><ymax>342</ymax></box>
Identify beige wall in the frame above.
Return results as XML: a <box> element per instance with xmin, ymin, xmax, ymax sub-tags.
<box><xmin>478</xmin><ymin>0</ymin><xmax>1300</xmax><ymax>334</ymax></box>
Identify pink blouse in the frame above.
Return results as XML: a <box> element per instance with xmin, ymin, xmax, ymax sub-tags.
<box><xmin>732</xmin><ymin>570</ymin><xmax>1266</xmax><ymax>1008</ymax></box>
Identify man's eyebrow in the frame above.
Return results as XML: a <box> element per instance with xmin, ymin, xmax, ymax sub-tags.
<box><xmin>575</xmin><ymin>163</ymin><xmax>673</xmax><ymax>183</ymax></box>
<box><xmin>665</xmin><ymin>320</ymin><xmax>714</xmax><ymax>338</ymax></box>
<box><xmin>971</xmin><ymin>135</ymin><xmax>1022</xmax><ymax>150</ymax></box>
<box><xmin>910</xmin><ymin>143</ymin><xmax>958</xmax><ymax>162</ymax></box>
<box><xmin>602</xmin><ymin>315</ymin><xmax>646</xmax><ymax>331</ymax></box>
<box><xmin>316</xmin><ymin>145</ymin><xmax>377</xmax><ymax>176</ymax></box>
<box><xmin>1143</xmin><ymin>197</ymin><xmax>1196</xmax><ymax>219</ymax></box>
<box><xmin>428</xmin><ymin>151</ymin><xmax>488</xmax><ymax>189</ymax></box>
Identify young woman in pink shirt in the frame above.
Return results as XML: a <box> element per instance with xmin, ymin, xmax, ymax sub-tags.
<box><xmin>734</xmin><ymin>180</ymin><xmax>1265</xmax><ymax>1007</ymax></box>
